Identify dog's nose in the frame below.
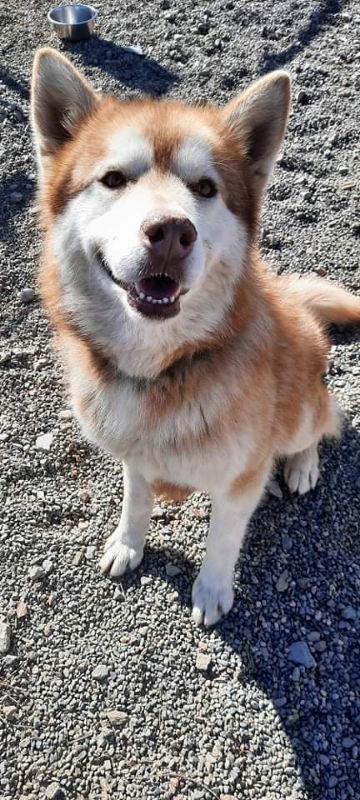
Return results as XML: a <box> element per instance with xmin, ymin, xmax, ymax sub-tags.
<box><xmin>141</xmin><ymin>216</ymin><xmax>197</xmax><ymax>261</ymax></box>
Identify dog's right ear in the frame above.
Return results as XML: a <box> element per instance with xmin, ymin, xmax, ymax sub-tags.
<box><xmin>31</xmin><ymin>48</ymin><xmax>99</xmax><ymax>177</ymax></box>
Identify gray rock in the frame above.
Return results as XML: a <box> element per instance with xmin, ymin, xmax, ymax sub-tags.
<box><xmin>196</xmin><ymin>652</ymin><xmax>211</xmax><ymax>672</ymax></box>
<box><xmin>342</xmin><ymin>737</ymin><xmax>355</xmax><ymax>748</ymax></box>
<box><xmin>45</xmin><ymin>782</ymin><xmax>64</xmax><ymax>799</ymax></box>
<box><xmin>16</xmin><ymin>600</ymin><xmax>28</xmax><ymax>619</ymax></box>
<box><xmin>35</xmin><ymin>432</ymin><xmax>54</xmax><ymax>451</ymax></box>
<box><xmin>165</xmin><ymin>562</ymin><xmax>182</xmax><ymax>577</ymax></box>
<box><xmin>341</xmin><ymin>605</ymin><xmax>357</xmax><ymax>620</ymax></box>
<box><xmin>19</xmin><ymin>287</ymin><xmax>35</xmax><ymax>303</ymax></box>
<box><xmin>2</xmin><ymin>705</ymin><xmax>17</xmax><ymax>721</ymax></box>
<box><xmin>28</xmin><ymin>565</ymin><xmax>46</xmax><ymax>582</ymax></box>
<box><xmin>10</xmin><ymin>191</ymin><xmax>23</xmax><ymax>203</ymax></box>
<box><xmin>288</xmin><ymin>641</ymin><xmax>316</xmax><ymax>668</ymax></box>
<box><xmin>276</xmin><ymin>570</ymin><xmax>289</xmax><ymax>593</ymax></box>
<box><xmin>2</xmin><ymin>655</ymin><xmax>18</xmax><ymax>667</ymax></box>
<box><xmin>106</xmin><ymin>709</ymin><xmax>129</xmax><ymax>727</ymax></box>
<box><xmin>0</xmin><ymin>622</ymin><xmax>11</xmax><ymax>654</ymax></box>
<box><xmin>314</xmin><ymin>639</ymin><xmax>327</xmax><ymax>653</ymax></box>
<box><xmin>92</xmin><ymin>664</ymin><xmax>110</xmax><ymax>681</ymax></box>
<box><xmin>58</xmin><ymin>408</ymin><xmax>73</xmax><ymax>420</ymax></box>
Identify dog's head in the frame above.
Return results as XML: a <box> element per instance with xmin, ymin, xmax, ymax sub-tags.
<box><xmin>31</xmin><ymin>50</ymin><xmax>290</xmax><ymax>368</ymax></box>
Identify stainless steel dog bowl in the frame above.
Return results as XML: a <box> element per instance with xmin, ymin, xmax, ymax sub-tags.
<box><xmin>48</xmin><ymin>4</ymin><xmax>98</xmax><ymax>41</ymax></box>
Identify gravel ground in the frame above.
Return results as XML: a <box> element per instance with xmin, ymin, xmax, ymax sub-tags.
<box><xmin>1</xmin><ymin>1</ymin><xmax>359</xmax><ymax>799</ymax></box>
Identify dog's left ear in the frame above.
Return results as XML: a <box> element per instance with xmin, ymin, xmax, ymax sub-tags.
<box><xmin>31</xmin><ymin>48</ymin><xmax>99</xmax><ymax>178</ymax></box>
<box><xmin>222</xmin><ymin>71</ymin><xmax>291</xmax><ymax>192</ymax></box>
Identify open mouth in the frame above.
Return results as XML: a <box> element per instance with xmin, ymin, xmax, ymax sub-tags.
<box><xmin>128</xmin><ymin>275</ymin><xmax>181</xmax><ymax>318</ymax></box>
<box><xmin>98</xmin><ymin>253</ymin><xmax>182</xmax><ymax>319</ymax></box>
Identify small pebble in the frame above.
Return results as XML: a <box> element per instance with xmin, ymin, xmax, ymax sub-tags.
<box><xmin>28</xmin><ymin>566</ymin><xmax>46</xmax><ymax>582</ymax></box>
<box><xmin>3</xmin><ymin>705</ymin><xmax>17</xmax><ymax>721</ymax></box>
<box><xmin>10</xmin><ymin>191</ymin><xmax>23</xmax><ymax>203</ymax></box>
<box><xmin>35</xmin><ymin>432</ymin><xmax>54</xmax><ymax>451</ymax></box>
<box><xmin>92</xmin><ymin>664</ymin><xmax>110</xmax><ymax>681</ymax></box>
<box><xmin>341</xmin><ymin>605</ymin><xmax>357</xmax><ymax>620</ymax></box>
<box><xmin>58</xmin><ymin>409</ymin><xmax>73</xmax><ymax>420</ymax></box>
<box><xmin>45</xmin><ymin>782</ymin><xmax>64</xmax><ymax>799</ymax></box>
<box><xmin>106</xmin><ymin>709</ymin><xmax>129</xmax><ymax>727</ymax></box>
<box><xmin>16</xmin><ymin>601</ymin><xmax>28</xmax><ymax>619</ymax></box>
<box><xmin>196</xmin><ymin>652</ymin><xmax>211</xmax><ymax>672</ymax></box>
<box><xmin>0</xmin><ymin>622</ymin><xmax>11</xmax><ymax>654</ymax></box>
<box><xmin>342</xmin><ymin>737</ymin><xmax>355</xmax><ymax>748</ymax></box>
<box><xmin>276</xmin><ymin>570</ymin><xmax>289</xmax><ymax>593</ymax></box>
<box><xmin>165</xmin><ymin>562</ymin><xmax>182</xmax><ymax>577</ymax></box>
<box><xmin>288</xmin><ymin>641</ymin><xmax>316</xmax><ymax>668</ymax></box>
<box><xmin>19</xmin><ymin>287</ymin><xmax>35</xmax><ymax>303</ymax></box>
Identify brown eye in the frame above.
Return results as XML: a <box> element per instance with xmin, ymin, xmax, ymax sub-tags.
<box><xmin>195</xmin><ymin>178</ymin><xmax>217</xmax><ymax>198</ymax></box>
<box><xmin>101</xmin><ymin>170</ymin><xmax>126</xmax><ymax>189</ymax></box>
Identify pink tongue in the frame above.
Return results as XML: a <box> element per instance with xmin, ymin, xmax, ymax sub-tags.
<box><xmin>136</xmin><ymin>275</ymin><xmax>179</xmax><ymax>300</ymax></box>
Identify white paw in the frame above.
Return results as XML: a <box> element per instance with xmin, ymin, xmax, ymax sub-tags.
<box><xmin>191</xmin><ymin>571</ymin><xmax>234</xmax><ymax>627</ymax></box>
<box><xmin>284</xmin><ymin>447</ymin><xmax>319</xmax><ymax>495</ymax></box>
<box><xmin>99</xmin><ymin>530</ymin><xmax>144</xmax><ymax>577</ymax></box>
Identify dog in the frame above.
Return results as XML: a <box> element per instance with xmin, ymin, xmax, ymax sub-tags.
<box><xmin>31</xmin><ymin>48</ymin><xmax>360</xmax><ymax>626</ymax></box>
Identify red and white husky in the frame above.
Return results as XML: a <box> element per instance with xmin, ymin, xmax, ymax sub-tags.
<box><xmin>31</xmin><ymin>49</ymin><xmax>360</xmax><ymax>625</ymax></box>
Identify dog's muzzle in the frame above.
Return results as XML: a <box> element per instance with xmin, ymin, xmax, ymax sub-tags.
<box><xmin>100</xmin><ymin>215</ymin><xmax>197</xmax><ymax>320</ymax></box>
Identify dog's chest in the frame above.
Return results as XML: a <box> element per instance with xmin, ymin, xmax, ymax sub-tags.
<box><xmin>73</xmin><ymin>365</ymin><xmax>249</xmax><ymax>493</ymax></box>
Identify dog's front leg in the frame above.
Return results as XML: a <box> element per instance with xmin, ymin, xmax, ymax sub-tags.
<box><xmin>192</xmin><ymin>476</ymin><xmax>268</xmax><ymax>626</ymax></box>
<box><xmin>99</xmin><ymin>463</ymin><xmax>154</xmax><ymax>577</ymax></box>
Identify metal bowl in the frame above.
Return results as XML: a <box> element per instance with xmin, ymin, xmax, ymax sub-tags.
<box><xmin>48</xmin><ymin>4</ymin><xmax>98</xmax><ymax>41</ymax></box>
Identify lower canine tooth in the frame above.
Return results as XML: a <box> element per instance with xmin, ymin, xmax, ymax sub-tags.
<box><xmin>138</xmin><ymin>291</ymin><xmax>145</xmax><ymax>300</ymax></box>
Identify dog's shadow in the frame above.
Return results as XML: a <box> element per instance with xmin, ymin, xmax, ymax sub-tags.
<box><xmin>115</xmin><ymin>423</ymin><xmax>359</xmax><ymax>798</ymax></box>
<box><xmin>60</xmin><ymin>36</ymin><xmax>178</xmax><ymax>97</ymax></box>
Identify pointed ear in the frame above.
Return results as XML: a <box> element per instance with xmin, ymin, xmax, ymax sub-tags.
<box><xmin>31</xmin><ymin>48</ymin><xmax>99</xmax><ymax>176</ymax></box>
<box><xmin>222</xmin><ymin>71</ymin><xmax>291</xmax><ymax>192</ymax></box>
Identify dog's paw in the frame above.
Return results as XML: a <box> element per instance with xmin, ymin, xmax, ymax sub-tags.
<box><xmin>99</xmin><ymin>530</ymin><xmax>144</xmax><ymax>577</ymax></box>
<box><xmin>284</xmin><ymin>446</ymin><xmax>319</xmax><ymax>495</ymax></box>
<box><xmin>191</xmin><ymin>571</ymin><xmax>234</xmax><ymax>627</ymax></box>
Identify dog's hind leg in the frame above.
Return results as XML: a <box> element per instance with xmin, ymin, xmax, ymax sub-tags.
<box><xmin>284</xmin><ymin>442</ymin><xmax>319</xmax><ymax>495</ymax></box>
<box><xmin>283</xmin><ymin>394</ymin><xmax>341</xmax><ymax>495</ymax></box>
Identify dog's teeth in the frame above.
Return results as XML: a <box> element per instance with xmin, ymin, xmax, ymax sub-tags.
<box><xmin>138</xmin><ymin>291</ymin><xmax>145</xmax><ymax>300</ymax></box>
<box><xmin>146</xmin><ymin>296</ymin><xmax>153</xmax><ymax>302</ymax></box>
<box><xmin>163</xmin><ymin>297</ymin><xmax>169</xmax><ymax>304</ymax></box>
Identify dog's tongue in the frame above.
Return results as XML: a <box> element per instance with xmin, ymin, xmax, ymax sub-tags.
<box><xmin>136</xmin><ymin>275</ymin><xmax>179</xmax><ymax>300</ymax></box>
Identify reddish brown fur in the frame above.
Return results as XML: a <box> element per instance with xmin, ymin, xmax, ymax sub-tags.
<box><xmin>36</xmin><ymin>68</ymin><xmax>359</xmax><ymax>506</ymax></box>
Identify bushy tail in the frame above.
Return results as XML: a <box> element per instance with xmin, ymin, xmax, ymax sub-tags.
<box><xmin>281</xmin><ymin>274</ymin><xmax>360</xmax><ymax>326</ymax></box>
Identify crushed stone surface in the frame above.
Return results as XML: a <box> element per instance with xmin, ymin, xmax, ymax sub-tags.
<box><xmin>0</xmin><ymin>1</ymin><xmax>359</xmax><ymax>799</ymax></box>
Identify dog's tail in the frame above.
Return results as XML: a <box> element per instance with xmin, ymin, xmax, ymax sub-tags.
<box><xmin>281</xmin><ymin>274</ymin><xmax>360</xmax><ymax>326</ymax></box>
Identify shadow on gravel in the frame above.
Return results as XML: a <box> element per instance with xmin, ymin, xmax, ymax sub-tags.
<box><xmin>225</xmin><ymin>426</ymin><xmax>359</xmax><ymax>798</ymax></box>
<box><xmin>260</xmin><ymin>0</ymin><xmax>341</xmax><ymax>72</ymax></box>
<box><xmin>61</xmin><ymin>37</ymin><xmax>178</xmax><ymax>96</ymax></box>
<box><xmin>0</xmin><ymin>173</ymin><xmax>35</xmax><ymax>244</ymax></box>
<box><xmin>0</xmin><ymin>66</ymin><xmax>30</xmax><ymax>100</ymax></box>
<box><xmin>132</xmin><ymin>423</ymin><xmax>360</xmax><ymax>798</ymax></box>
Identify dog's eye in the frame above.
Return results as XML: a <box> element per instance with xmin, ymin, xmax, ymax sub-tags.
<box><xmin>100</xmin><ymin>170</ymin><xmax>127</xmax><ymax>189</ymax></box>
<box><xmin>194</xmin><ymin>178</ymin><xmax>217</xmax><ymax>198</ymax></box>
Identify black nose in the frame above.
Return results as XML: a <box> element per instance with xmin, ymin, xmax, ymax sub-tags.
<box><xmin>141</xmin><ymin>216</ymin><xmax>197</xmax><ymax>262</ymax></box>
